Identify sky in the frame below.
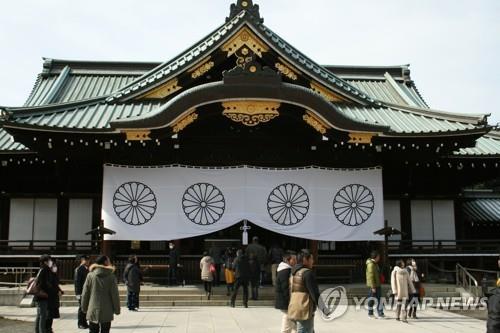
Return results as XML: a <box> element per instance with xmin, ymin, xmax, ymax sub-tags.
<box><xmin>0</xmin><ymin>0</ymin><xmax>499</xmax><ymax>123</ymax></box>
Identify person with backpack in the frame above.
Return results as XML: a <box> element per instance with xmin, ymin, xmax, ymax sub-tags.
<box><xmin>123</xmin><ymin>255</ymin><xmax>143</xmax><ymax>311</ymax></box>
<box><xmin>74</xmin><ymin>254</ymin><xmax>90</xmax><ymax>329</ymax></box>
<box><xmin>81</xmin><ymin>255</ymin><xmax>120</xmax><ymax>333</ymax></box>
<box><xmin>275</xmin><ymin>250</ymin><xmax>297</xmax><ymax>333</ymax></box>
<box><xmin>288</xmin><ymin>249</ymin><xmax>328</xmax><ymax>333</ymax></box>
<box><xmin>230</xmin><ymin>249</ymin><xmax>250</xmax><ymax>308</ymax></box>
<box><xmin>33</xmin><ymin>254</ymin><xmax>55</xmax><ymax>333</ymax></box>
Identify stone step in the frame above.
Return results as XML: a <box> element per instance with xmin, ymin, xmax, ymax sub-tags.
<box><xmin>61</xmin><ymin>300</ymin><xmax>274</xmax><ymax>307</ymax></box>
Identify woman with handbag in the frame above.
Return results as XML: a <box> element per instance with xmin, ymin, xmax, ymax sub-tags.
<box><xmin>33</xmin><ymin>254</ymin><xmax>54</xmax><ymax>333</ymax></box>
<box><xmin>200</xmin><ymin>251</ymin><xmax>214</xmax><ymax>300</ymax></box>
<box><xmin>46</xmin><ymin>259</ymin><xmax>64</xmax><ymax>333</ymax></box>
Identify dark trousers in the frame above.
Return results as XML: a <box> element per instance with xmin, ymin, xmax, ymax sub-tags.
<box><xmin>35</xmin><ymin>300</ymin><xmax>48</xmax><ymax>333</ymax></box>
<box><xmin>168</xmin><ymin>266</ymin><xmax>177</xmax><ymax>285</ymax></box>
<box><xmin>127</xmin><ymin>291</ymin><xmax>139</xmax><ymax>310</ymax></box>
<box><xmin>231</xmin><ymin>279</ymin><xmax>249</xmax><ymax>305</ymax></box>
<box><xmin>407</xmin><ymin>293</ymin><xmax>419</xmax><ymax>317</ymax></box>
<box><xmin>77</xmin><ymin>298</ymin><xmax>87</xmax><ymax>327</ymax></box>
<box><xmin>46</xmin><ymin>318</ymin><xmax>53</xmax><ymax>333</ymax></box>
<box><xmin>250</xmin><ymin>280</ymin><xmax>259</xmax><ymax>300</ymax></box>
<box><xmin>367</xmin><ymin>287</ymin><xmax>384</xmax><ymax>316</ymax></box>
<box><xmin>89</xmin><ymin>322</ymin><xmax>111</xmax><ymax>333</ymax></box>
<box><xmin>203</xmin><ymin>281</ymin><xmax>212</xmax><ymax>294</ymax></box>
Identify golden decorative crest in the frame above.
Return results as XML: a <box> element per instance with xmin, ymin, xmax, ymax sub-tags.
<box><xmin>348</xmin><ymin>132</ymin><xmax>374</xmax><ymax>144</ymax></box>
<box><xmin>303</xmin><ymin>111</ymin><xmax>330</xmax><ymax>134</ymax></box>
<box><xmin>172</xmin><ymin>110</ymin><xmax>198</xmax><ymax>133</ymax></box>
<box><xmin>221</xmin><ymin>27</ymin><xmax>269</xmax><ymax>58</ymax></box>
<box><xmin>138</xmin><ymin>78</ymin><xmax>181</xmax><ymax>99</ymax></box>
<box><xmin>190</xmin><ymin>61</ymin><xmax>215</xmax><ymax>79</ymax></box>
<box><xmin>222</xmin><ymin>101</ymin><xmax>280</xmax><ymax>126</ymax></box>
<box><xmin>124</xmin><ymin>130</ymin><xmax>151</xmax><ymax>141</ymax></box>
<box><xmin>275</xmin><ymin>61</ymin><xmax>298</xmax><ymax>80</ymax></box>
<box><xmin>310</xmin><ymin>82</ymin><xmax>346</xmax><ymax>102</ymax></box>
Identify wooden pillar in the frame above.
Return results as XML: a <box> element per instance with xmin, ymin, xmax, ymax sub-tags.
<box><xmin>400</xmin><ymin>198</ymin><xmax>412</xmax><ymax>249</ymax></box>
<box><xmin>0</xmin><ymin>196</ymin><xmax>10</xmax><ymax>240</ymax></box>
<box><xmin>56</xmin><ymin>196</ymin><xmax>69</xmax><ymax>250</ymax></box>
<box><xmin>102</xmin><ymin>240</ymin><xmax>112</xmax><ymax>258</ymax></box>
<box><xmin>310</xmin><ymin>240</ymin><xmax>318</xmax><ymax>262</ymax></box>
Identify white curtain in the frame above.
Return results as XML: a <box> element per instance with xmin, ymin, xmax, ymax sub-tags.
<box><xmin>102</xmin><ymin>165</ymin><xmax>384</xmax><ymax>241</ymax></box>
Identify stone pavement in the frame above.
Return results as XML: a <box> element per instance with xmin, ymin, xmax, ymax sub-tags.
<box><xmin>0</xmin><ymin>305</ymin><xmax>486</xmax><ymax>333</ymax></box>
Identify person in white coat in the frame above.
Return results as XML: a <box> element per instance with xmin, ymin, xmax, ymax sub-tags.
<box><xmin>200</xmin><ymin>252</ymin><xmax>214</xmax><ymax>300</ymax></box>
<box><xmin>391</xmin><ymin>259</ymin><xmax>416</xmax><ymax>323</ymax></box>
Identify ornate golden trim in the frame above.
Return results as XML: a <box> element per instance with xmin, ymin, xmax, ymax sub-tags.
<box><xmin>303</xmin><ymin>111</ymin><xmax>330</xmax><ymax>134</ymax></box>
<box><xmin>222</xmin><ymin>101</ymin><xmax>280</xmax><ymax>126</ymax></box>
<box><xmin>275</xmin><ymin>59</ymin><xmax>298</xmax><ymax>80</ymax></box>
<box><xmin>138</xmin><ymin>78</ymin><xmax>181</xmax><ymax>99</ymax></box>
<box><xmin>124</xmin><ymin>130</ymin><xmax>151</xmax><ymax>141</ymax></box>
<box><xmin>348</xmin><ymin>132</ymin><xmax>374</xmax><ymax>144</ymax></box>
<box><xmin>310</xmin><ymin>82</ymin><xmax>345</xmax><ymax>102</ymax></box>
<box><xmin>221</xmin><ymin>27</ymin><xmax>269</xmax><ymax>58</ymax></box>
<box><xmin>190</xmin><ymin>61</ymin><xmax>215</xmax><ymax>79</ymax></box>
<box><xmin>172</xmin><ymin>110</ymin><xmax>198</xmax><ymax>133</ymax></box>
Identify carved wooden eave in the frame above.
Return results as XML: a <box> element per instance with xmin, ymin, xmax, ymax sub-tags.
<box><xmin>303</xmin><ymin>110</ymin><xmax>331</xmax><ymax>134</ymax></box>
<box><xmin>221</xmin><ymin>26</ymin><xmax>269</xmax><ymax>58</ymax></box>
<box><xmin>222</xmin><ymin>100</ymin><xmax>280</xmax><ymax>126</ymax></box>
<box><xmin>171</xmin><ymin>110</ymin><xmax>198</xmax><ymax>133</ymax></box>
<box><xmin>124</xmin><ymin>130</ymin><xmax>152</xmax><ymax>141</ymax></box>
<box><xmin>189</xmin><ymin>57</ymin><xmax>215</xmax><ymax>79</ymax></box>
<box><xmin>310</xmin><ymin>81</ymin><xmax>347</xmax><ymax>103</ymax></box>
<box><xmin>275</xmin><ymin>58</ymin><xmax>299</xmax><ymax>81</ymax></box>
<box><xmin>348</xmin><ymin>132</ymin><xmax>374</xmax><ymax>144</ymax></box>
<box><xmin>137</xmin><ymin>78</ymin><xmax>182</xmax><ymax>100</ymax></box>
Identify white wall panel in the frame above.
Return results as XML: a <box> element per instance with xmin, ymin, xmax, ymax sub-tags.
<box><xmin>432</xmin><ymin>200</ymin><xmax>456</xmax><ymax>244</ymax></box>
<box><xmin>8</xmin><ymin>199</ymin><xmax>34</xmax><ymax>246</ymax></box>
<box><xmin>411</xmin><ymin>200</ymin><xmax>433</xmax><ymax>243</ymax></box>
<box><xmin>33</xmin><ymin>199</ymin><xmax>57</xmax><ymax>247</ymax></box>
<box><xmin>68</xmin><ymin>199</ymin><xmax>93</xmax><ymax>247</ymax></box>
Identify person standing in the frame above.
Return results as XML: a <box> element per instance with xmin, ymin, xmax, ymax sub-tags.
<box><xmin>393</xmin><ymin>260</ymin><xmax>415</xmax><ymax>323</ymax></box>
<box><xmin>208</xmin><ymin>244</ymin><xmax>222</xmax><ymax>286</ymax></box>
<box><xmin>230</xmin><ymin>249</ymin><xmax>250</xmax><ymax>308</ymax></box>
<box><xmin>486</xmin><ymin>263</ymin><xmax>500</xmax><ymax>333</ymax></box>
<box><xmin>223</xmin><ymin>248</ymin><xmax>236</xmax><ymax>296</ymax></box>
<box><xmin>275</xmin><ymin>251</ymin><xmax>297</xmax><ymax>333</ymax></box>
<box><xmin>168</xmin><ymin>242</ymin><xmax>180</xmax><ymax>286</ymax></box>
<box><xmin>246</xmin><ymin>236</ymin><xmax>267</xmax><ymax>285</ymax></box>
<box><xmin>81</xmin><ymin>255</ymin><xmax>120</xmax><ymax>333</ymax></box>
<box><xmin>123</xmin><ymin>255</ymin><xmax>143</xmax><ymax>311</ymax></box>
<box><xmin>269</xmin><ymin>243</ymin><xmax>284</xmax><ymax>287</ymax></box>
<box><xmin>34</xmin><ymin>254</ymin><xmax>54</xmax><ymax>333</ymax></box>
<box><xmin>46</xmin><ymin>259</ymin><xmax>63</xmax><ymax>333</ymax></box>
<box><xmin>366</xmin><ymin>250</ymin><xmax>385</xmax><ymax>319</ymax></box>
<box><xmin>406</xmin><ymin>258</ymin><xmax>420</xmax><ymax>319</ymax></box>
<box><xmin>248</xmin><ymin>253</ymin><xmax>260</xmax><ymax>300</ymax></box>
<box><xmin>74</xmin><ymin>254</ymin><xmax>90</xmax><ymax>329</ymax></box>
<box><xmin>200</xmin><ymin>251</ymin><xmax>214</xmax><ymax>300</ymax></box>
<box><xmin>288</xmin><ymin>249</ymin><xmax>327</xmax><ymax>333</ymax></box>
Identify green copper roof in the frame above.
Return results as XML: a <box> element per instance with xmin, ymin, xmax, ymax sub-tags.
<box><xmin>454</xmin><ymin>131</ymin><xmax>500</xmax><ymax>156</ymax></box>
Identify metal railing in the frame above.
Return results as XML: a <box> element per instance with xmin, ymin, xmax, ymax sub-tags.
<box><xmin>456</xmin><ymin>263</ymin><xmax>479</xmax><ymax>295</ymax></box>
<box><xmin>0</xmin><ymin>267</ymin><xmax>39</xmax><ymax>287</ymax></box>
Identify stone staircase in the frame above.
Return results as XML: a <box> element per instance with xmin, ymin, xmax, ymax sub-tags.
<box><xmin>59</xmin><ymin>283</ymin><xmax>462</xmax><ymax>307</ymax></box>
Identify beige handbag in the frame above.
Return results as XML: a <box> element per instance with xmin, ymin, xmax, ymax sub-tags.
<box><xmin>287</xmin><ymin>268</ymin><xmax>312</xmax><ymax>321</ymax></box>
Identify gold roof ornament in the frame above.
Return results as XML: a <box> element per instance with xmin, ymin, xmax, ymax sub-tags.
<box><xmin>222</xmin><ymin>100</ymin><xmax>280</xmax><ymax>126</ymax></box>
<box><xmin>172</xmin><ymin>109</ymin><xmax>198</xmax><ymax>133</ymax></box>
<box><xmin>221</xmin><ymin>27</ymin><xmax>269</xmax><ymax>58</ymax></box>
<box><xmin>275</xmin><ymin>59</ymin><xmax>299</xmax><ymax>80</ymax></box>
<box><xmin>190</xmin><ymin>59</ymin><xmax>215</xmax><ymax>79</ymax></box>
<box><xmin>303</xmin><ymin>111</ymin><xmax>331</xmax><ymax>134</ymax></box>
<box><xmin>124</xmin><ymin>130</ymin><xmax>152</xmax><ymax>141</ymax></box>
<box><xmin>348</xmin><ymin>132</ymin><xmax>374</xmax><ymax>144</ymax></box>
<box><xmin>137</xmin><ymin>78</ymin><xmax>181</xmax><ymax>99</ymax></box>
<box><xmin>310</xmin><ymin>82</ymin><xmax>346</xmax><ymax>102</ymax></box>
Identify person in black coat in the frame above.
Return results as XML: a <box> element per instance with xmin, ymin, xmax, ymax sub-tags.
<box><xmin>275</xmin><ymin>251</ymin><xmax>297</xmax><ymax>333</ymax></box>
<box><xmin>123</xmin><ymin>255</ymin><xmax>143</xmax><ymax>311</ymax></box>
<box><xmin>488</xmin><ymin>281</ymin><xmax>500</xmax><ymax>333</ymax></box>
<box><xmin>46</xmin><ymin>260</ymin><xmax>63</xmax><ymax>333</ymax></box>
<box><xmin>74</xmin><ymin>254</ymin><xmax>89</xmax><ymax>329</ymax></box>
<box><xmin>248</xmin><ymin>253</ymin><xmax>260</xmax><ymax>300</ymax></box>
<box><xmin>34</xmin><ymin>254</ymin><xmax>55</xmax><ymax>333</ymax></box>
<box><xmin>230</xmin><ymin>249</ymin><xmax>250</xmax><ymax>308</ymax></box>
<box><xmin>168</xmin><ymin>242</ymin><xmax>180</xmax><ymax>286</ymax></box>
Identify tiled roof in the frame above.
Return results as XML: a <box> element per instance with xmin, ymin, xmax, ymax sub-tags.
<box><xmin>0</xmin><ymin>128</ymin><xmax>28</xmax><ymax>152</ymax></box>
<box><xmin>455</xmin><ymin>131</ymin><xmax>500</xmax><ymax>156</ymax></box>
<box><xmin>462</xmin><ymin>199</ymin><xmax>500</xmax><ymax>222</ymax></box>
